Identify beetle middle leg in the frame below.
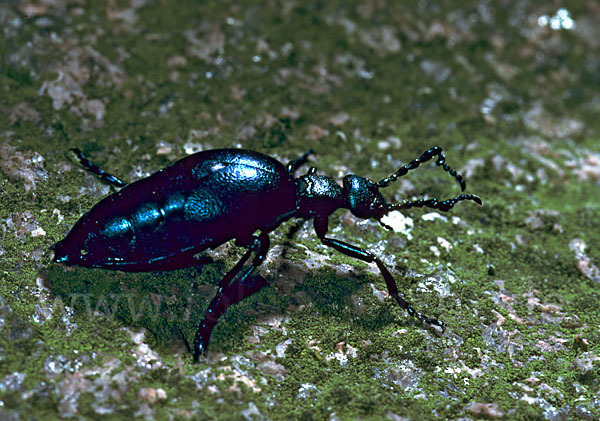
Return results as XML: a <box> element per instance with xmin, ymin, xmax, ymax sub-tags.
<box><xmin>70</xmin><ymin>148</ymin><xmax>127</xmax><ymax>188</ymax></box>
<box><xmin>286</xmin><ymin>149</ymin><xmax>314</xmax><ymax>174</ymax></box>
<box><xmin>313</xmin><ymin>217</ymin><xmax>445</xmax><ymax>332</ymax></box>
<box><xmin>193</xmin><ymin>232</ymin><xmax>271</xmax><ymax>360</ymax></box>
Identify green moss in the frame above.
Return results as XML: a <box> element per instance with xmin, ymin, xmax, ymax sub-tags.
<box><xmin>2</xmin><ymin>0</ymin><xmax>600</xmax><ymax>418</ymax></box>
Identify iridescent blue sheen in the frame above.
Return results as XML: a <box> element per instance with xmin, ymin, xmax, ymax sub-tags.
<box><xmin>53</xmin><ymin>147</ymin><xmax>481</xmax><ymax>359</ymax></box>
<box><xmin>53</xmin><ymin>149</ymin><xmax>297</xmax><ymax>270</ymax></box>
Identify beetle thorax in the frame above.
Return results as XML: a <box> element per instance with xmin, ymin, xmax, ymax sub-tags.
<box><xmin>296</xmin><ymin>174</ymin><xmax>344</xmax><ymax>217</ymax></box>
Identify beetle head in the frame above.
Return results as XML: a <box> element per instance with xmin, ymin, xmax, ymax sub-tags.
<box><xmin>343</xmin><ymin>175</ymin><xmax>388</xmax><ymax>222</ymax></box>
<box><xmin>343</xmin><ymin>172</ymin><xmax>482</xmax><ymax>230</ymax></box>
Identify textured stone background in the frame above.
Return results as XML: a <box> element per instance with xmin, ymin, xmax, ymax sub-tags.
<box><xmin>1</xmin><ymin>0</ymin><xmax>599</xmax><ymax>419</ymax></box>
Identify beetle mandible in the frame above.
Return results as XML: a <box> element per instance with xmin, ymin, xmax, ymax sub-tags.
<box><xmin>52</xmin><ymin>147</ymin><xmax>482</xmax><ymax>360</ymax></box>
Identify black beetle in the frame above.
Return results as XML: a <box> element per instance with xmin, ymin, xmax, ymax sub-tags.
<box><xmin>53</xmin><ymin>146</ymin><xmax>481</xmax><ymax>360</ymax></box>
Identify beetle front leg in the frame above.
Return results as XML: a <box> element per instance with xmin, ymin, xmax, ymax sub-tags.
<box><xmin>314</xmin><ymin>218</ymin><xmax>444</xmax><ymax>332</ymax></box>
<box><xmin>193</xmin><ymin>232</ymin><xmax>271</xmax><ymax>360</ymax></box>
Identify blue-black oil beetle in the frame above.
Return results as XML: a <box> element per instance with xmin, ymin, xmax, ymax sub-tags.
<box><xmin>52</xmin><ymin>147</ymin><xmax>481</xmax><ymax>360</ymax></box>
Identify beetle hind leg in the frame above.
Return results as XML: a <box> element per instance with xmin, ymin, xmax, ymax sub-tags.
<box><xmin>193</xmin><ymin>232</ymin><xmax>271</xmax><ymax>361</ymax></box>
<box><xmin>193</xmin><ymin>274</ymin><xmax>269</xmax><ymax>360</ymax></box>
<box><xmin>70</xmin><ymin>148</ymin><xmax>127</xmax><ymax>188</ymax></box>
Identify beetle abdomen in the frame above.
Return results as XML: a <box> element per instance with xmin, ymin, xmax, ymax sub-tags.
<box><xmin>54</xmin><ymin>149</ymin><xmax>298</xmax><ymax>270</ymax></box>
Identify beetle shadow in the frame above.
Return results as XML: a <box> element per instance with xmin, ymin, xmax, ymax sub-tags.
<box><xmin>46</xmin><ymin>249</ymin><xmax>301</xmax><ymax>355</ymax></box>
<box><xmin>46</xmin><ymin>237</ymin><xmax>412</xmax><ymax>355</ymax></box>
<box><xmin>46</xmin><ymin>260</ymin><xmax>225</xmax><ymax>352</ymax></box>
<box><xmin>266</xmin><ymin>221</ymin><xmax>410</xmax><ymax>341</ymax></box>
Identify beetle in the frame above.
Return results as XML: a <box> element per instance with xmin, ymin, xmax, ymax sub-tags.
<box><xmin>52</xmin><ymin>146</ymin><xmax>481</xmax><ymax>360</ymax></box>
